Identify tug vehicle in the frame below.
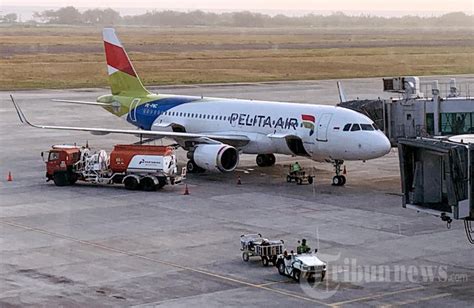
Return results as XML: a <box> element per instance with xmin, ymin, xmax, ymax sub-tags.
<box><xmin>286</xmin><ymin>171</ymin><xmax>314</xmax><ymax>185</ymax></box>
<box><xmin>276</xmin><ymin>250</ymin><xmax>327</xmax><ymax>282</ymax></box>
<box><xmin>42</xmin><ymin>144</ymin><xmax>183</xmax><ymax>191</ymax></box>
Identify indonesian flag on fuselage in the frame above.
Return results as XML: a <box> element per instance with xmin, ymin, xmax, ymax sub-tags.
<box><xmin>103</xmin><ymin>28</ymin><xmax>137</xmax><ymax>77</ymax></box>
<box><xmin>302</xmin><ymin>114</ymin><xmax>315</xmax><ymax>127</ymax></box>
<box><xmin>301</xmin><ymin>114</ymin><xmax>315</xmax><ymax>135</ymax></box>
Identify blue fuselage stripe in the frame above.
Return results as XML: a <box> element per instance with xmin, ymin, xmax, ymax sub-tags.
<box><xmin>127</xmin><ymin>97</ymin><xmax>197</xmax><ymax>130</ymax></box>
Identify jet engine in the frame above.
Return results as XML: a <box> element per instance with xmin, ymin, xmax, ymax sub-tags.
<box><xmin>192</xmin><ymin>144</ymin><xmax>239</xmax><ymax>172</ymax></box>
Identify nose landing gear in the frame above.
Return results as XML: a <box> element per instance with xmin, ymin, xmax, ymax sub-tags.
<box><xmin>332</xmin><ymin>160</ymin><xmax>346</xmax><ymax>186</ymax></box>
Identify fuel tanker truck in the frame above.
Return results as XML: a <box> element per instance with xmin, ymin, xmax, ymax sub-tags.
<box><xmin>41</xmin><ymin>144</ymin><xmax>184</xmax><ymax>191</ymax></box>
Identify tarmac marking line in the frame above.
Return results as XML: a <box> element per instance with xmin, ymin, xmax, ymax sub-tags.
<box><xmin>328</xmin><ymin>286</ymin><xmax>425</xmax><ymax>307</ymax></box>
<box><xmin>256</xmin><ymin>280</ymin><xmax>290</xmax><ymax>287</ymax></box>
<box><xmin>380</xmin><ymin>292</ymin><xmax>452</xmax><ymax>307</ymax></box>
<box><xmin>1</xmin><ymin>220</ymin><xmax>331</xmax><ymax>306</ymax></box>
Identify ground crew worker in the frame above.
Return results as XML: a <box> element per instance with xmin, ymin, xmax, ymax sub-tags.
<box><xmin>283</xmin><ymin>250</ymin><xmax>291</xmax><ymax>268</ymax></box>
<box><xmin>291</xmin><ymin>162</ymin><xmax>302</xmax><ymax>174</ymax></box>
<box><xmin>297</xmin><ymin>238</ymin><xmax>311</xmax><ymax>254</ymax></box>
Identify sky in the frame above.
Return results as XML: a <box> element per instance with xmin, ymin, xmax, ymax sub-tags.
<box><xmin>2</xmin><ymin>0</ymin><xmax>473</xmax><ymax>14</ymax></box>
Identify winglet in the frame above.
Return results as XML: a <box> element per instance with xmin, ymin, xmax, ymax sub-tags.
<box><xmin>10</xmin><ymin>95</ymin><xmax>25</xmax><ymax>124</ymax></box>
<box><xmin>337</xmin><ymin>81</ymin><xmax>347</xmax><ymax>103</ymax></box>
<box><xmin>10</xmin><ymin>95</ymin><xmax>39</xmax><ymax>128</ymax></box>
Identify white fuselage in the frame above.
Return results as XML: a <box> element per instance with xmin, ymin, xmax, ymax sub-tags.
<box><xmin>128</xmin><ymin>95</ymin><xmax>391</xmax><ymax>162</ymax></box>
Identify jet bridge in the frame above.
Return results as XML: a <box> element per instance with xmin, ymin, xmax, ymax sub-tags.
<box><xmin>398</xmin><ymin>137</ymin><xmax>474</xmax><ymax>243</ymax></box>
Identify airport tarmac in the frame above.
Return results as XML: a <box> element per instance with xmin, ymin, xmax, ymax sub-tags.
<box><xmin>1</xmin><ymin>76</ymin><xmax>473</xmax><ymax>307</ymax></box>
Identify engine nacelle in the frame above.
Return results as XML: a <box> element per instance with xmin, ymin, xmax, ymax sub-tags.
<box><xmin>193</xmin><ymin>144</ymin><xmax>239</xmax><ymax>172</ymax></box>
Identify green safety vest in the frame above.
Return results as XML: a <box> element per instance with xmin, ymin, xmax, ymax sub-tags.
<box><xmin>292</xmin><ymin>164</ymin><xmax>301</xmax><ymax>172</ymax></box>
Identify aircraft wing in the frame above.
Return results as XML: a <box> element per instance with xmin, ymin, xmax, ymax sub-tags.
<box><xmin>267</xmin><ymin>133</ymin><xmax>299</xmax><ymax>139</ymax></box>
<box><xmin>11</xmin><ymin>96</ymin><xmax>250</xmax><ymax>147</ymax></box>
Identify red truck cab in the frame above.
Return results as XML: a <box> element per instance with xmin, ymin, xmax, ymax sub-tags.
<box><xmin>42</xmin><ymin>145</ymin><xmax>81</xmax><ymax>185</ymax></box>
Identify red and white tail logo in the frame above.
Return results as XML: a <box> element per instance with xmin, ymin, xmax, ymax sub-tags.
<box><xmin>103</xmin><ymin>28</ymin><xmax>137</xmax><ymax>77</ymax></box>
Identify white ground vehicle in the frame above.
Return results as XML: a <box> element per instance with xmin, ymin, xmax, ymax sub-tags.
<box><xmin>240</xmin><ymin>234</ymin><xmax>284</xmax><ymax>266</ymax></box>
<box><xmin>276</xmin><ymin>251</ymin><xmax>327</xmax><ymax>282</ymax></box>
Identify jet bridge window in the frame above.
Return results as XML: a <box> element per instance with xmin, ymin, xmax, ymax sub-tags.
<box><xmin>361</xmin><ymin>124</ymin><xmax>374</xmax><ymax>131</ymax></box>
<box><xmin>343</xmin><ymin>124</ymin><xmax>351</xmax><ymax>131</ymax></box>
<box><xmin>351</xmin><ymin>124</ymin><xmax>361</xmax><ymax>131</ymax></box>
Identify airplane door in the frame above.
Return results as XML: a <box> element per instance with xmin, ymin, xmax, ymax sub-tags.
<box><xmin>316</xmin><ymin>113</ymin><xmax>333</xmax><ymax>142</ymax></box>
<box><xmin>129</xmin><ymin>98</ymin><xmax>141</xmax><ymax>122</ymax></box>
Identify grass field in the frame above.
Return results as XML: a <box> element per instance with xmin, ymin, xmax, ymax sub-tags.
<box><xmin>1</xmin><ymin>25</ymin><xmax>473</xmax><ymax>89</ymax></box>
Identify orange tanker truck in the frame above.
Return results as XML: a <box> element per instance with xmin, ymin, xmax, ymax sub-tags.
<box><xmin>42</xmin><ymin>144</ymin><xmax>184</xmax><ymax>191</ymax></box>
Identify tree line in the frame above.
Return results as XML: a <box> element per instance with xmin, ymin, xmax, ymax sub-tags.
<box><xmin>1</xmin><ymin>6</ymin><xmax>473</xmax><ymax>28</ymax></box>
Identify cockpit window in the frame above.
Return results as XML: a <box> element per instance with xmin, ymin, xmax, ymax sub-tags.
<box><xmin>351</xmin><ymin>124</ymin><xmax>361</xmax><ymax>131</ymax></box>
<box><xmin>361</xmin><ymin>124</ymin><xmax>374</xmax><ymax>131</ymax></box>
<box><xmin>343</xmin><ymin>124</ymin><xmax>351</xmax><ymax>131</ymax></box>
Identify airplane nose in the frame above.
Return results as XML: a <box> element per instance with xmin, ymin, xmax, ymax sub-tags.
<box><xmin>377</xmin><ymin>133</ymin><xmax>392</xmax><ymax>156</ymax></box>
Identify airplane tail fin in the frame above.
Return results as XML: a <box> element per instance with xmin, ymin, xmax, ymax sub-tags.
<box><xmin>103</xmin><ymin>28</ymin><xmax>150</xmax><ymax>97</ymax></box>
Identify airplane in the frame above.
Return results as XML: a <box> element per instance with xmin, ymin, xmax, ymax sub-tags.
<box><xmin>11</xmin><ymin>28</ymin><xmax>391</xmax><ymax>186</ymax></box>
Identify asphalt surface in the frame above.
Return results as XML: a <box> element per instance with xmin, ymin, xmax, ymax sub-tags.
<box><xmin>1</xmin><ymin>76</ymin><xmax>473</xmax><ymax>307</ymax></box>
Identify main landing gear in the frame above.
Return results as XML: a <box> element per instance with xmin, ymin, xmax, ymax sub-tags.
<box><xmin>256</xmin><ymin>154</ymin><xmax>276</xmax><ymax>167</ymax></box>
<box><xmin>332</xmin><ymin>159</ymin><xmax>346</xmax><ymax>186</ymax></box>
<box><xmin>186</xmin><ymin>160</ymin><xmax>205</xmax><ymax>173</ymax></box>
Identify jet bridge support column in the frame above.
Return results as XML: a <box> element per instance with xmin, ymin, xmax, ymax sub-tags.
<box><xmin>432</xmin><ymin>81</ymin><xmax>440</xmax><ymax>136</ymax></box>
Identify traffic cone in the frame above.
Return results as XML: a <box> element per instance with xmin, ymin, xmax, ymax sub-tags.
<box><xmin>343</xmin><ymin>166</ymin><xmax>347</xmax><ymax>175</ymax></box>
<box><xmin>237</xmin><ymin>176</ymin><xmax>242</xmax><ymax>185</ymax></box>
<box><xmin>183</xmin><ymin>184</ymin><xmax>189</xmax><ymax>195</ymax></box>
<box><xmin>7</xmin><ymin>171</ymin><xmax>12</xmax><ymax>182</ymax></box>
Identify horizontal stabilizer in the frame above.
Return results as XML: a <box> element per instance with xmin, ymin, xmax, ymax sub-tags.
<box><xmin>52</xmin><ymin>99</ymin><xmax>112</xmax><ymax>106</ymax></box>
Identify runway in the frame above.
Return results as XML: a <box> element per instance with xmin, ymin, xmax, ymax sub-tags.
<box><xmin>1</xmin><ymin>76</ymin><xmax>473</xmax><ymax>307</ymax></box>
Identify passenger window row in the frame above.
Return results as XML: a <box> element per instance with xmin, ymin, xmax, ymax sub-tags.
<box><xmin>343</xmin><ymin>123</ymin><xmax>378</xmax><ymax>131</ymax></box>
<box><xmin>143</xmin><ymin>108</ymin><xmax>227</xmax><ymax>121</ymax></box>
